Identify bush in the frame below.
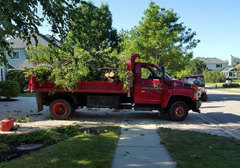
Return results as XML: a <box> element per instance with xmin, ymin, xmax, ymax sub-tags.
<box><xmin>223</xmin><ymin>83</ymin><xmax>240</xmax><ymax>88</ymax></box>
<box><xmin>7</xmin><ymin>70</ymin><xmax>28</xmax><ymax>92</ymax></box>
<box><xmin>0</xmin><ymin>80</ymin><xmax>20</xmax><ymax>98</ymax></box>
<box><xmin>203</xmin><ymin>70</ymin><xmax>225</xmax><ymax>83</ymax></box>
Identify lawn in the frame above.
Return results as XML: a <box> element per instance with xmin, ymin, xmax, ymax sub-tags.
<box><xmin>0</xmin><ymin>125</ymin><xmax>120</xmax><ymax>168</ymax></box>
<box><xmin>210</xmin><ymin>88</ymin><xmax>240</xmax><ymax>93</ymax></box>
<box><xmin>205</xmin><ymin>82</ymin><xmax>225</xmax><ymax>88</ymax></box>
<box><xmin>158</xmin><ymin>128</ymin><xmax>240</xmax><ymax>168</ymax></box>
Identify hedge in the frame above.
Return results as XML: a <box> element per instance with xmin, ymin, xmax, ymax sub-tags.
<box><xmin>7</xmin><ymin>70</ymin><xmax>28</xmax><ymax>92</ymax></box>
<box><xmin>0</xmin><ymin>80</ymin><xmax>20</xmax><ymax>98</ymax></box>
<box><xmin>222</xmin><ymin>83</ymin><xmax>240</xmax><ymax>88</ymax></box>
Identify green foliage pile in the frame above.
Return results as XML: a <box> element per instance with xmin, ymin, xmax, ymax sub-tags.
<box><xmin>222</xmin><ymin>83</ymin><xmax>240</xmax><ymax>88</ymax></box>
<box><xmin>7</xmin><ymin>70</ymin><xmax>28</xmax><ymax>92</ymax></box>
<box><xmin>119</xmin><ymin>2</ymin><xmax>199</xmax><ymax>74</ymax></box>
<box><xmin>203</xmin><ymin>70</ymin><xmax>225</xmax><ymax>83</ymax></box>
<box><xmin>26</xmin><ymin>45</ymin><xmax>132</xmax><ymax>90</ymax></box>
<box><xmin>0</xmin><ymin>80</ymin><xmax>20</xmax><ymax>98</ymax></box>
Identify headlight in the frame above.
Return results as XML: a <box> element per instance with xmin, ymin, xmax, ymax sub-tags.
<box><xmin>194</xmin><ymin>92</ymin><xmax>199</xmax><ymax>100</ymax></box>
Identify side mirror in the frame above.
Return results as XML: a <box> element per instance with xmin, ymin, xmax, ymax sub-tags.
<box><xmin>161</xmin><ymin>67</ymin><xmax>166</xmax><ymax>80</ymax></box>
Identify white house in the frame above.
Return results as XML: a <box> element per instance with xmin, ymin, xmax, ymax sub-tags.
<box><xmin>196</xmin><ymin>57</ymin><xmax>228</xmax><ymax>71</ymax></box>
<box><xmin>0</xmin><ymin>34</ymin><xmax>59</xmax><ymax>81</ymax></box>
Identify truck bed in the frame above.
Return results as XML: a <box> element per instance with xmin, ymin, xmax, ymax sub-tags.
<box><xmin>28</xmin><ymin>76</ymin><xmax>126</xmax><ymax>94</ymax></box>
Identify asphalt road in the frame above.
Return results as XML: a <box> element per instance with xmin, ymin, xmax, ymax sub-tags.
<box><xmin>199</xmin><ymin>89</ymin><xmax>240</xmax><ymax>139</ymax></box>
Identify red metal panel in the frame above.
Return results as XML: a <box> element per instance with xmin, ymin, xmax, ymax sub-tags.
<box><xmin>33</xmin><ymin>80</ymin><xmax>127</xmax><ymax>94</ymax></box>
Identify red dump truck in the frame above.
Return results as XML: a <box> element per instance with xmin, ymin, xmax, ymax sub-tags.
<box><xmin>29</xmin><ymin>54</ymin><xmax>201</xmax><ymax>121</ymax></box>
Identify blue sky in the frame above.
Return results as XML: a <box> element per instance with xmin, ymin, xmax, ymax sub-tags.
<box><xmin>39</xmin><ymin>0</ymin><xmax>240</xmax><ymax>61</ymax></box>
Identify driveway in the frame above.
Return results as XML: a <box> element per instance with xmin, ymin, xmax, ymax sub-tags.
<box><xmin>0</xmin><ymin>90</ymin><xmax>239</xmax><ymax>139</ymax></box>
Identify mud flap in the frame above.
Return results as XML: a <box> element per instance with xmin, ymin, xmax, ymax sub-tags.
<box><xmin>36</xmin><ymin>91</ymin><xmax>43</xmax><ymax>112</ymax></box>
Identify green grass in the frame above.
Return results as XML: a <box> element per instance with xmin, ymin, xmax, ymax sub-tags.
<box><xmin>206</xmin><ymin>80</ymin><xmax>240</xmax><ymax>89</ymax></box>
<box><xmin>0</xmin><ymin>125</ymin><xmax>120</xmax><ymax>168</ymax></box>
<box><xmin>158</xmin><ymin>128</ymin><xmax>240</xmax><ymax>168</ymax></box>
<box><xmin>19</xmin><ymin>92</ymin><xmax>36</xmax><ymax>97</ymax></box>
<box><xmin>211</xmin><ymin>88</ymin><xmax>240</xmax><ymax>93</ymax></box>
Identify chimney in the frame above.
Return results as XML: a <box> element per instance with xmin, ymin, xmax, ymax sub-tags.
<box><xmin>228</xmin><ymin>55</ymin><xmax>233</xmax><ymax>66</ymax></box>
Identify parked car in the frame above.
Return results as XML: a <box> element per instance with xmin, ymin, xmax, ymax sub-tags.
<box><xmin>181</xmin><ymin>74</ymin><xmax>207</xmax><ymax>101</ymax></box>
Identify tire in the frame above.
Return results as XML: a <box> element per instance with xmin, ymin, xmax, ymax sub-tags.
<box><xmin>201</xmin><ymin>93</ymin><xmax>208</xmax><ymax>102</ymax></box>
<box><xmin>169</xmin><ymin>101</ymin><xmax>188</xmax><ymax>121</ymax></box>
<box><xmin>49</xmin><ymin>99</ymin><xmax>72</xmax><ymax>120</ymax></box>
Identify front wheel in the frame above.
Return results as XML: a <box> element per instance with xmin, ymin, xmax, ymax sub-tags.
<box><xmin>201</xmin><ymin>93</ymin><xmax>208</xmax><ymax>102</ymax></box>
<box><xmin>169</xmin><ymin>101</ymin><xmax>188</xmax><ymax>121</ymax></box>
<box><xmin>49</xmin><ymin>99</ymin><xmax>72</xmax><ymax>120</ymax></box>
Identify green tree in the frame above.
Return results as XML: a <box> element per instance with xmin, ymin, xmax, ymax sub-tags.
<box><xmin>66</xmin><ymin>2</ymin><xmax>119</xmax><ymax>53</ymax></box>
<box><xmin>0</xmin><ymin>0</ymin><xmax>81</xmax><ymax>64</ymax></box>
<box><xmin>233</xmin><ymin>56</ymin><xmax>240</xmax><ymax>66</ymax></box>
<box><xmin>120</xmin><ymin>2</ymin><xmax>199</xmax><ymax>74</ymax></box>
<box><xmin>185</xmin><ymin>59</ymin><xmax>206</xmax><ymax>74</ymax></box>
<box><xmin>203</xmin><ymin>70</ymin><xmax>225</xmax><ymax>83</ymax></box>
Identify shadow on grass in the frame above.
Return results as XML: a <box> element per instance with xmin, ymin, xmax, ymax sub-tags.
<box><xmin>0</xmin><ymin>98</ymin><xmax>18</xmax><ymax>102</ymax></box>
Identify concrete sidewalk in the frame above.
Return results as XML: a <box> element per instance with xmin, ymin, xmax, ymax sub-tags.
<box><xmin>112</xmin><ymin>119</ymin><xmax>176</xmax><ymax>168</ymax></box>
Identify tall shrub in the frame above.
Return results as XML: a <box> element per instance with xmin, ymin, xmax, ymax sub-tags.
<box><xmin>7</xmin><ymin>70</ymin><xmax>28</xmax><ymax>92</ymax></box>
<box><xmin>0</xmin><ymin>80</ymin><xmax>20</xmax><ymax>98</ymax></box>
<box><xmin>203</xmin><ymin>70</ymin><xmax>225</xmax><ymax>83</ymax></box>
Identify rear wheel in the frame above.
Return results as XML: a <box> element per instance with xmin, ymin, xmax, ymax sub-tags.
<box><xmin>49</xmin><ymin>99</ymin><xmax>72</xmax><ymax>120</ymax></box>
<box><xmin>169</xmin><ymin>101</ymin><xmax>188</xmax><ymax>121</ymax></box>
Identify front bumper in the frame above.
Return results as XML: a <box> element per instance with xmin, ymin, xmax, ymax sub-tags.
<box><xmin>192</xmin><ymin>101</ymin><xmax>202</xmax><ymax>113</ymax></box>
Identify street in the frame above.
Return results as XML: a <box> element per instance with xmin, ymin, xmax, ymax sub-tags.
<box><xmin>200</xmin><ymin>90</ymin><xmax>240</xmax><ymax>138</ymax></box>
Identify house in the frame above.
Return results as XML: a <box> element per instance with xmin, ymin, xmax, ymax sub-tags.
<box><xmin>196</xmin><ymin>57</ymin><xmax>228</xmax><ymax>71</ymax></box>
<box><xmin>221</xmin><ymin>67</ymin><xmax>240</xmax><ymax>79</ymax></box>
<box><xmin>0</xmin><ymin>34</ymin><xmax>59</xmax><ymax>81</ymax></box>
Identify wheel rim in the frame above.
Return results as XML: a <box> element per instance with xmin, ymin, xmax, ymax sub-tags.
<box><xmin>52</xmin><ymin>102</ymin><xmax>68</xmax><ymax>117</ymax></box>
<box><xmin>173</xmin><ymin>104</ymin><xmax>187</xmax><ymax>119</ymax></box>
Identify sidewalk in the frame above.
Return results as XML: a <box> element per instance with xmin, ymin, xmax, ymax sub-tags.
<box><xmin>112</xmin><ymin>119</ymin><xmax>176</xmax><ymax>168</ymax></box>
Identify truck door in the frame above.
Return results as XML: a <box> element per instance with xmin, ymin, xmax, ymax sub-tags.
<box><xmin>134</xmin><ymin>64</ymin><xmax>164</xmax><ymax>104</ymax></box>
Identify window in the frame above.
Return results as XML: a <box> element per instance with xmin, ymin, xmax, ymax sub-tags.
<box><xmin>0</xmin><ymin>67</ymin><xmax>4</xmax><ymax>81</ymax></box>
<box><xmin>141</xmin><ymin>66</ymin><xmax>162</xmax><ymax>80</ymax></box>
<box><xmin>12</xmin><ymin>51</ymin><xmax>20</xmax><ymax>60</ymax></box>
<box><xmin>216</xmin><ymin>64</ymin><xmax>222</xmax><ymax>68</ymax></box>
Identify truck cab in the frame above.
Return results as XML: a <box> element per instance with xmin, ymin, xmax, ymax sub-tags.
<box><xmin>29</xmin><ymin>54</ymin><xmax>201</xmax><ymax>121</ymax></box>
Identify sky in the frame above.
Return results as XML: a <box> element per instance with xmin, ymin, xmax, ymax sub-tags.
<box><xmin>39</xmin><ymin>0</ymin><xmax>240</xmax><ymax>61</ymax></box>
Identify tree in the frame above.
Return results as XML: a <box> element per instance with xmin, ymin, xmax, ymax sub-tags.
<box><xmin>185</xmin><ymin>59</ymin><xmax>206</xmax><ymax>74</ymax></box>
<box><xmin>233</xmin><ymin>56</ymin><xmax>240</xmax><ymax>66</ymax></box>
<box><xmin>65</xmin><ymin>2</ymin><xmax>119</xmax><ymax>53</ymax></box>
<box><xmin>0</xmin><ymin>0</ymin><xmax>81</xmax><ymax>64</ymax></box>
<box><xmin>120</xmin><ymin>2</ymin><xmax>199</xmax><ymax>74</ymax></box>
<box><xmin>203</xmin><ymin>70</ymin><xmax>225</xmax><ymax>83</ymax></box>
